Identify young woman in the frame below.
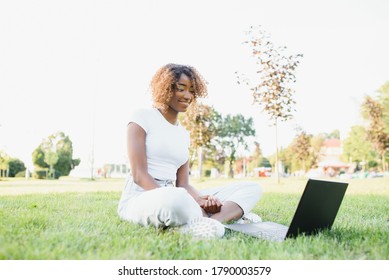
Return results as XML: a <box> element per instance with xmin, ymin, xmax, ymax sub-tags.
<box><xmin>118</xmin><ymin>63</ymin><xmax>262</xmax><ymax>238</ymax></box>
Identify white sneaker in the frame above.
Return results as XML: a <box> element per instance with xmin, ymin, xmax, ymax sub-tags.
<box><xmin>235</xmin><ymin>212</ymin><xmax>262</xmax><ymax>224</ymax></box>
<box><xmin>179</xmin><ymin>217</ymin><xmax>225</xmax><ymax>239</ymax></box>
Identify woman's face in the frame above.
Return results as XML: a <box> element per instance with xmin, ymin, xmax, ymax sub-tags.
<box><xmin>168</xmin><ymin>73</ymin><xmax>195</xmax><ymax>113</ymax></box>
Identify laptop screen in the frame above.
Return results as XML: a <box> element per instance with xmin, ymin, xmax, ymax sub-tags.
<box><xmin>286</xmin><ymin>179</ymin><xmax>348</xmax><ymax>238</ymax></box>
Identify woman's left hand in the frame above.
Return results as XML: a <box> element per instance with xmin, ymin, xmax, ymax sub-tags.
<box><xmin>201</xmin><ymin>195</ymin><xmax>223</xmax><ymax>214</ymax></box>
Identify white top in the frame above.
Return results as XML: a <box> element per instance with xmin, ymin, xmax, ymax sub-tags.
<box><xmin>128</xmin><ymin>108</ymin><xmax>190</xmax><ymax>181</ymax></box>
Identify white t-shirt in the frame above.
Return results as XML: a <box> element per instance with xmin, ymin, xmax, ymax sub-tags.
<box><xmin>128</xmin><ymin>108</ymin><xmax>190</xmax><ymax>181</ymax></box>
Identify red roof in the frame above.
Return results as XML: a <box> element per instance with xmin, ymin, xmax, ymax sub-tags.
<box><xmin>323</xmin><ymin>138</ymin><xmax>341</xmax><ymax>148</ymax></box>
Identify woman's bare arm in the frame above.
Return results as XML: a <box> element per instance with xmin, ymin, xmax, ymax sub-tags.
<box><xmin>127</xmin><ymin>123</ymin><xmax>160</xmax><ymax>190</ymax></box>
<box><xmin>176</xmin><ymin>160</ymin><xmax>222</xmax><ymax>213</ymax></box>
<box><xmin>176</xmin><ymin>160</ymin><xmax>202</xmax><ymax>200</ymax></box>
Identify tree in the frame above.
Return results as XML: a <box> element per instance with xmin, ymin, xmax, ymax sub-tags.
<box><xmin>32</xmin><ymin>146</ymin><xmax>48</xmax><ymax>169</ymax></box>
<box><xmin>273</xmin><ymin>131</ymin><xmax>325</xmax><ymax>174</ymax></box>
<box><xmin>362</xmin><ymin>95</ymin><xmax>389</xmax><ymax>172</ymax></box>
<box><xmin>307</xmin><ymin>134</ymin><xmax>326</xmax><ymax>169</ymax></box>
<box><xmin>216</xmin><ymin>114</ymin><xmax>255</xmax><ymax>178</ymax></box>
<box><xmin>0</xmin><ymin>151</ymin><xmax>26</xmax><ymax>177</ymax></box>
<box><xmin>32</xmin><ymin>132</ymin><xmax>80</xmax><ymax>178</ymax></box>
<box><xmin>201</xmin><ymin>144</ymin><xmax>226</xmax><ymax>173</ymax></box>
<box><xmin>246</xmin><ymin>141</ymin><xmax>263</xmax><ymax>174</ymax></box>
<box><xmin>54</xmin><ymin>132</ymin><xmax>81</xmax><ymax>176</ymax></box>
<box><xmin>290</xmin><ymin>130</ymin><xmax>313</xmax><ymax>172</ymax></box>
<box><xmin>236</xmin><ymin>25</ymin><xmax>303</xmax><ymax>182</ymax></box>
<box><xmin>44</xmin><ymin>150</ymin><xmax>58</xmax><ymax>179</ymax></box>
<box><xmin>8</xmin><ymin>158</ymin><xmax>26</xmax><ymax>177</ymax></box>
<box><xmin>328</xmin><ymin>129</ymin><xmax>340</xmax><ymax>140</ymax></box>
<box><xmin>180</xmin><ymin>103</ymin><xmax>221</xmax><ymax>176</ymax></box>
<box><xmin>0</xmin><ymin>151</ymin><xmax>10</xmax><ymax>177</ymax></box>
<box><xmin>278</xmin><ymin>147</ymin><xmax>292</xmax><ymax>174</ymax></box>
<box><xmin>378</xmin><ymin>81</ymin><xmax>389</xmax><ymax>134</ymax></box>
<box><xmin>343</xmin><ymin>126</ymin><xmax>376</xmax><ymax>170</ymax></box>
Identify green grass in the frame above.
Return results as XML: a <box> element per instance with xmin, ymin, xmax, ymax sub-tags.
<box><xmin>0</xmin><ymin>177</ymin><xmax>388</xmax><ymax>259</ymax></box>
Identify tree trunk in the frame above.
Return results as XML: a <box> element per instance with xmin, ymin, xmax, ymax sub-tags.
<box><xmin>243</xmin><ymin>158</ymin><xmax>246</xmax><ymax>177</ymax></box>
<box><xmin>229</xmin><ymin>161</ymin><xmax>234</xmax><ymax>178</ymax></box>
<box><xmin>275</xmin><ymin>120</ymin><xmax>280</xmax><ymax>184</ymax></box>
<box><xmin>228</xmin><ymin>152</ymin><xmax>235</xmax><ymax>178</ymax></box>
<box><xmin>198</xmin><ymin>146</ymin><xmax>203</xmax><ymax>178</ymax></box>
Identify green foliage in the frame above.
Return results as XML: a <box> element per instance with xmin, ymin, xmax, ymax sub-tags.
<box><xmin>362</xmin><ymin>93</ymin><xmax>389</xmax><ymax>171</ymax></box>
<box><xmin>343</xmin><ymin>126</ymin><xmax>376</xmax><ymax>165</ymax></box>
<box><xmin>55</xmin><ymin>133</ymin><xmax>81</xmax><ymax>176</ymax></box>
<box><xmin>325</xmin><ymin>129</ymin><xmax>340</xmax><ymax>140</ymax></box>
<box><xmin>290</xmin><ymin>131</ymin><xmax>312</xmax><ymax>171</ymax></box>
<box><xmin>270</xmin><ymin>132</ymin><xmax>330</xmax><ymax>174</ymax></box>
<box><xmin>7</xmin><ymin>158</ymin><xmax>26</xmax><ymax>177</ymax></box>
<box><xmin>0</xmin><ymin>150</ymin><xmax>10</xmax><ymax>171</ymax></box>
<box><xmin>277</xmin><ymin>147</ymin><xmax>298</xmax><ymax>174</ymax></box>
<box><xmin>181</xmin><ymin>104</ymin><xmax>221</xmax><ymax>150</ymax></box>
<box><xmin>15</xmin><ymin>170</ymin><xmax>27</xmax><ymax>178</ymax></box>
<box><xmin>181</xmin><ymin>106</ymin><xmax>256</xmax><ymax>177</ymax></box>
<box><xmin>0</xmin><ymin>151</ymin><xmax>26</xmax><ymax>177</ymax></box>
<box><xmin>378</xmin><ymin>81</ymin><xmax>389</xmax><ymax>134</ymax></box>
<box><xmin>246</xmin><ymin>142</ymin><xmax>264</xmax><ymax>173</ymax></box>
<box><xmin>259</xmin><ymin>157</ymin><xmax>271</xmax><ymax>167</ymax></box>
<box><xmin>307</xmin><ymin>134</ymin><xmax>326</xmax><ymax>168</ymax></box>
<box><xmin>32</xmin><ymin>147</ymin><xmax>49</xmax><ymax>169</ymax></box>
<box><xmin>44</xmin><ymin>150</ymin><xmax>58</xmax><ymax>179</ymax></box>
<box><xmin>180</xmin><ymin>104</ymin><xmax>222</xmax><ymax>170</ymax></box>
<box><xmin>32</xmin><ymin>169</ymin><xmax>48</xmax><ymax>179</ymax></box>
<box><xmin>217</xmin><ymin>114</ymin><xmax>256</xmax><ymax>177</ymax></box>
<box><xmin>32</xmin><ymin>132</ymin><xmax>80</xmax><ymax>179</ymax></box>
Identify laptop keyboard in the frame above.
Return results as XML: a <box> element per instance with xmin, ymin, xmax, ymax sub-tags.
<box><xmin>226</xmin><ymin>222</ymin><xmax>289</xmax><ymax>242</ymax></box>
<box><xmin>251</xmin><ymin>227</ymin><xmax>288</xmax><ymax>242</ymax></box>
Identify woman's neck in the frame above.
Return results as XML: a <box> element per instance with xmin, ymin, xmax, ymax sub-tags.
<box><xmin>158</xmin><ymin>107</ymin><xmax>178</xmax><ymax>125</ymax></box>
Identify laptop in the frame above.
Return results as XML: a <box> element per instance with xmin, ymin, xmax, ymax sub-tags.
<box><xmin>225</xmin><ymin>179</ymin><xmax>348</xmax><ymax>241</ymax></box>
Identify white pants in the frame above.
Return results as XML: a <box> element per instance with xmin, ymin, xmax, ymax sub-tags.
<box><xmin>117</xmin><ymin>176</ymin><xmax>262</xmax><ymax>228</ymax></box>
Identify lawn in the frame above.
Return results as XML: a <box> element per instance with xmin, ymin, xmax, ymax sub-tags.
<box><xmin>0</xmin><ymin>177</ymin><xmax>388</xmax><ymax>260</ymax></box>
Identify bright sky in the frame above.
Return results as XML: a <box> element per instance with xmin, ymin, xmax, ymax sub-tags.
<box><xmin>1</xmin><ymin>0</ymin><xmax>388</xmax><ymax>172</ymax></box>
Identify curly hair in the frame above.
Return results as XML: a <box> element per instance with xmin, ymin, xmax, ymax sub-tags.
<box><xmin>150</xmin><ymin>63</ymin><xmax>208</xmax><ymax>113</ymax></box>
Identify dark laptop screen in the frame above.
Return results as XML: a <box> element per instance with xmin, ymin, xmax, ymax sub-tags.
<box><xmin>286</xmin><ymin>179</ymin><xmax>348</xmax><ymax>238</ymax></box>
